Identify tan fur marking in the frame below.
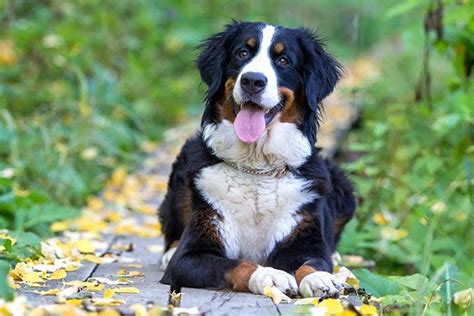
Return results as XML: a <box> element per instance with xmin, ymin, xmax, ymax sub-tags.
<box><xmin>295</xmin><ymin>264</ymin><xmax>316</xmax><ymax>285</ymax></box>
<box><xmin>334</xmin><ymin>216</ymin><xmax>351</xmax><ymax>239</ymax></box>
<box><xmin>176</xmin><ymin>186</ymin><xmax>193</xmax><ymax>227</ymax></box>
<box><xmin>279</xmin><ymin>87</ymin><xmax>302</xmax><ymax>124</ymax></box>
<box><xmin>246</xmin><ymin>37</ymin><xmax>256</xmax><ymax>47</ymax></box>
<box><xmin>195</xmin><ymin>208</ymin><xmax>223</xmax><ymax>246</ymax></box>
<box><xmin>273</xmin><ymin>42</ymin><xmax>285</xmax><ymax>54</ymax></box>
<box><xmin>170</xmin><ymin>240</ymin><xmax>179</xmax><ymax>249</ymax></box>
<box><xmin>218</xmin><ymin>79</ymin><xmax>236</xmax><ymax>122</ymax></box>
<box><xmin>225</xmin><ymin>261</ymin><xmax>258</xmax><ymax>292</ymax></box>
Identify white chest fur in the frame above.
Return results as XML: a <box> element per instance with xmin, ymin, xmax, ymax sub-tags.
<box><xmin>196</xmin><ymin>163</ymin><xmax>318</xmax><ymax>264</ymax></box>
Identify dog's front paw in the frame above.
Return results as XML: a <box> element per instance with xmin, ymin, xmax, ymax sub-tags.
<box><xmin>299</xmin><ymin>271</ymin><xmax>342</xmax><ymax>298</ymax></box>
<box><xmin>248</xmin><ymin>266</ymin><xmax>298</xmax><ymax>297</ymax></box>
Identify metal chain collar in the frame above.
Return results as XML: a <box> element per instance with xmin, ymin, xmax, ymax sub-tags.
<box><xmin>222</xmin><ymin>159</ymin><xmax>288</xmax><ymax>178</ymax></box>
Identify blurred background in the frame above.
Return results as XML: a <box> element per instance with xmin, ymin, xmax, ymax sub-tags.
<box><xmin>0</xmin><ymin>0</ymin><xmax>472</xmax><ymax>310</ymax></box>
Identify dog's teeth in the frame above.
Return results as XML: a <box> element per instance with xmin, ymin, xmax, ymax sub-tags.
<box><xmin>265</xmin><ymin>109</ymin><xmax>270</xmax><ymax>114</ymax></box>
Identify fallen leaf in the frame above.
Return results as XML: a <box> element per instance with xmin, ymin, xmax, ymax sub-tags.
<box><xmin>170</xmin><ymin>291</ymin><xmax>182</xmax><ymax>307</ymax></box>
<box><xmin>115</xmin><ymin>270</ymin><xmax>144</xmax><ymax>277</ymax></box>
<box><xmin>87</xmin><ymin>277</ymin><xmax>130</xmax><ymax>285</ymax></box>
<box><xmin>358</xmin><ymin>304</ymin><xmax>378</xmax><ymax>315</ymax></box>
<box><xmin>104</xmin><ymin>288</ymin><xmax>115</xmax><ymax>299</ymax></box>
<box><xmin>57</xmin><ymin>286</ymin><xmax>80</xmax><ymax>299</ymax></box>
<box><xmin>50</xmin><ymin>221</ymin><xmax>70</xmax><ymax>232</ymax></box>
<box><xmin>293</xmin><ymin>297</ymin><xmax>318</xmax><ymax>305</ymax></box>
<box><xmin>317</xmin><ymin>298</ymin><xmax>343</xmax><ymax>314</ymax></box>
<box><xmin>33</xmin><ymin>288</ymin><xmax>63</xmax><ymax>296</ymax></box>
<box><xmin>334</xmin><ymin>266</ymin><xmax>359</xmax><ymax>289</ymax></box>
<box><xmin>22</xmin><ymin>272</ymin><xmax>45</xmax><ymax>283</ymax></box>
<box><xmin>146</xmin><ymin>244</ymin><xmax>163</xmax><ymax>253</ymax></box>
<box><xmin>82</xmin><ymin>254</ymin><xmax>105</xmax><ymax>264</ymax></box>
<box><xmin>112</xmin><ymin>287</ymin><xmax>140</xmax><ymax>294</ymax></box>
<box><xmin>75</xmin><ymin>239</ymin><xmax>95</xmax><ymax>254</ymax></box>
<box><xmin>453</xmin><ymin>288</ymin><xmax>473</xmax><ymax>309</ymax></box>
<box><xmin>263</xmin><ymin>286</ymin><xmax>291</xmax><ymax>304</ymax></box>
<box><xmin>48</xmin><ymin>269</ymin><xmax>67</xmax><ymax>280</ymax></box>
<box><xmin>91</xmin><ymin>298</ymin><xmax>125</xmax><ymax>306</ymax></box>
<box><xmin>121</xmin><ymin>263</ymin><xmax>143</xmax><ymax>269</ymax></box>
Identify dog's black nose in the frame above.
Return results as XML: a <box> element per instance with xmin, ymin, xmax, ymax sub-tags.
<box><xmin>240</xmin><ymin>72</ymin><xmax>267</xmax><ymax>94</ymax></box>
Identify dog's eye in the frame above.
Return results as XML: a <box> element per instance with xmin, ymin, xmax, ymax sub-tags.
<box><xmin>277</xmin><ymin>56</ymin><xmax>290</xmax><ymax>66</ymax></box>
<box><xmin>237</xmin><ymin>48</ymin><xmax>249</xmax><ymax>60</ymax></box>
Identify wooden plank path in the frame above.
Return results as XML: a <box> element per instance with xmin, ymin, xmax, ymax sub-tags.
<box><xmin>15</xmin><ymin>84</ymin><xmax>359</xmax><ymax>315</ymax></box>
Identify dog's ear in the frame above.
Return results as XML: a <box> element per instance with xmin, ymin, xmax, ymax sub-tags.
<box><xmin>299</xmin><ymin>29</ymin><xmax>343</xmax><ymax>144</ymax></box>
<box><xmin>197</xmin><ymin>22</ymin><xmax>242</xmax><ymax>126</ymax></box>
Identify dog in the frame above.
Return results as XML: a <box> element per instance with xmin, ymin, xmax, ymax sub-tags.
<box><xmin>159</xmin><ymin>21</ymin><xmax>355</xmax><ymax>298</ymax></box>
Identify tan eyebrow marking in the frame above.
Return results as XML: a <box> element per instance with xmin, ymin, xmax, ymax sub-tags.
<box><xmin>246</xmin><ymin>37</ymin><xmax>256</xmax><ymax>47</ymax></box>
<box><xmin>273</xmin><ymin>42</ymin><xmax>285</xmax><ymax>54</ymax></box>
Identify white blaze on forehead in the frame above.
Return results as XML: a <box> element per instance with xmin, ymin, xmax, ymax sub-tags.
<box><xmin>233</xmin><ymin>24</ymin><xmax>280</xmax><ymax>109</ymax></box>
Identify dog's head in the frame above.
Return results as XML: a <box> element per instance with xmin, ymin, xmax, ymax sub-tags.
<box><xmin>198</xmin><ymin>21</ymin><xmax>342</xmax><ymax>165</ymax></box>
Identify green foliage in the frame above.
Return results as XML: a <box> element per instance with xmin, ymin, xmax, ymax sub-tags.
<box><xmin>340</xmin><ymin>0</ymin><xmax>473</xmax><ymax>313</ymax></box>
<box><xmin>0</xmin><ymin>260</ymin><xmax>14</xmax><ymax>301</ymax></box>
<box><xmin>353</xmin><ymin>269</ymin><xmax>400</xmax><ymax>297</ymax></box>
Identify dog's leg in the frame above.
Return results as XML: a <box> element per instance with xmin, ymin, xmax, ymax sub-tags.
<box><xmin>325</xmin><ymin>160</ymin><xmax>356</xmax><ymax>248</ymax></box>
<box><xmin>158</xmin><ymin>138</ymin><xmax>197</xmax><ymax>251</ymax></box>
<box><xmin>160</xmin><ymin>209</ymin><xmax>297</xmax><ymax>295</ymax></box>
<box><xmin>266</xmin><ymin>207</ymin><xmax>342</xmax><ymax>298</ymax></box>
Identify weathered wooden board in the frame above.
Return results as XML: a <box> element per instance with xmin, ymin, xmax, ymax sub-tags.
<box><xmin>180</xmin><ymin>288</ymin><xmax>279</xmax><ymax>315</ymax></box>
<box><xmin>88</xmin><ymin>235</ymin><xmax>170</xmax><ymax>311</ymax></box>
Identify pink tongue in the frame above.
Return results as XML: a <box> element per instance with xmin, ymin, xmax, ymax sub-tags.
<box><xmin>233</xmin><ymin>107</ymin><xmax>265</xmax><ymax>143</ymax></box>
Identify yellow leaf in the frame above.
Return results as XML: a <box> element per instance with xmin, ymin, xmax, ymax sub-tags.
<box><xmin>65</xmin><ymin>299</ymin><xmax>82</xmax><ymax>306</ymax></box>
<box><xmin>87</xmin><ymin>196</ymin><xmax>105</xmax><ymax>212</ymax></box>
<box><xmin>91</xmin><ymin>298</ymin><xmax>125</xmax><ymax>307</ymax></box>
<box><xmin>453</xmin><ymin>288</ymin><xmax>473</xmax><ymax>309</ymax></box>
<box><xmin>372</xmin><ymin>212</ymin><xmax>389</xmax><ymax>225</ymax></box>
<box><xmin>49</xmin><ymin>269</ymin><xmax>67</xmax><ymax>280</ymax></box>
<box><xmin>121</xmin><ymin>264</ymin><xmax>143</xmax><ymax>269</ymax></box>
<box><xmin>115</xmin><ymin>270</ymin><xmax>144</xmax><ymax>278</ymax></box>
<box><xmin>34</xmin><ymin>288</ymin><xmax>63</xmax><ymax>296</ymax></box>
<box><xmin>104</xmin><ymin>289</ymin><xmax>115</xmax><ymax>299</ymax></box>
<box><xmin>169</xmin><ymin>291</ymin><xmax>182</xmax><ymax>307</ymax></box>
<box><xmin>65</xmin><ymin>280</ymin><xmax>105</xmax><ymax>292</ymax></box>
<box><xmin>293</xmin><ymin>297</ymin><xmax>318</xmax><ymax>305</ymax></box>
<box><xmin>317</xmin><ymin>298</ymin><xmax>343</xmax><ymax>314</ymax></box>
<box><xmin>338</xmin><ymin>311</ymin><xmax>358</xmax><ymax>316</ymax></box>
<box><xmin>7</xmin><ymin>275</ymin><xmax>19</xmax><ymax>289</ymax></box>
<box><xmin>65</xmin><ymin>262</ymin><xmax>82</xmax><ymax>272</ymax></box>
<box><xmin>358</xmin><ymin>304</ymin><xmax>378</xmax><ymax>315</ymax></box>
<box><xmin>22</xmin><ymin>272</ymin><xmax>45</xmax><ymax>283</ymax></box>
<box><xmin>0</xmin><ymin>40</ymin><xmax>18</xmax><ymax>66</ymax></box>
<box><xmin>75</xmin><ymin>239</ymin><xmax>95</xmax><ymax>254</ymax></box>
<box><xmin>50</xmin><ymin>221</ymin><xmax>69</xmax><ymax>232</ymax></box>
<box><xmin>110</xmin><ymin>167</ymin><xmax>127</xmax><ymax>188</ymax></box>
<box><xmin>112</xmin><ymin>287</ymin><xmax>140</xmax><ymax>294</ymax></box>
<box><xmin>263</xmin><ymin>286</ymin><xmax>291</xmax><ymax>304</ymax></box>
<box><xmin>82</xmin><ymin>254</ymin><xmax>104</xmax><ymax>264</ymax></box>
<box><xmin>381</xmin><ymin>227</ymin><xmax>408</xmax><ymax>241</ymax></box>
<box><xmin>24</xmin><ymin>282</ymin><xmax>44</xmax><ymax>287</ymax></box>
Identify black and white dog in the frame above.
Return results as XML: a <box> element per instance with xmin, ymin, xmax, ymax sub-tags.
<box><xmin>159</xmin><ymin>21</ymin><xmax>355</xmax><ymax>298</ymax></box>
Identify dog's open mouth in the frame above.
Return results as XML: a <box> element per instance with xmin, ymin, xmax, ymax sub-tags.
<box><xmin>232</xmin><ymin>100</ymin><xmax>285</xmax><ymax>143</ymax></box>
